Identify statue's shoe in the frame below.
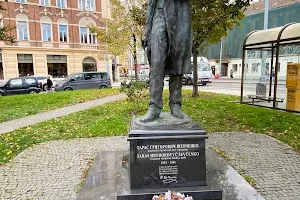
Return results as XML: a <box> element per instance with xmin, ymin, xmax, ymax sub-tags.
<box><xmin>171</xmin><ymin>108</ymin><xmax>184</xmax><ymax>119</ymax></box>
<box><xmin>140</xmin><ymin>104</ymin><xmax>161</xmax><ymax>123</ymax></box>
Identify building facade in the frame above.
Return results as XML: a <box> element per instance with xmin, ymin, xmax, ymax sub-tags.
<box><xmin>0</xmin><ymin>0</ymin><xmax>111</xmax><ymax>80</ymax></box>
<box><xmin>207</xmin><ymin>0</ymin><xmax>300</xmax><ymax>79</ymax></box>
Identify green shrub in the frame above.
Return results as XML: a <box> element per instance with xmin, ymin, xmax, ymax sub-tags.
<box><xmin>120</xmin><ymin>80</ymin><xmax>149</xmax><ymax>113</ymax></box>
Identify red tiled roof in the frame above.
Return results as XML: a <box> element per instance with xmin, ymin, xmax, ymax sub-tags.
<box><xmin>246</xmin><ymin>0</ymin><xmax>300</xmax><ymax>15</ymax></box>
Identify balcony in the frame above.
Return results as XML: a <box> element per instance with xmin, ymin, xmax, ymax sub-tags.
<box><xmin>80</xmin><ymin>44</ymin><xmax>98</xmax><ymax>50</ymax></box>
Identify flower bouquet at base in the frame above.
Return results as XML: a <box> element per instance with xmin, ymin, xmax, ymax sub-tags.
<box><xmin>152</xmin><ymin>191</ymin><xmax>193</xmax><ymax>200</ymax></box>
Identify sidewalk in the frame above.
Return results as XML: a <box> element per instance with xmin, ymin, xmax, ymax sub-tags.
<box><xmin>111</xmin><ymin>81</ymin><xmax>121</xmax><ymax>88</ymax></box>
<box><xmin>0</xmin><ymin>94</ymin><xmax>126</xmax><ymax>135</ymax></box>
<box><xmin>0</xmin><ymin>133</ymin><xmax>299</xmax><ymax>199</ymax></box>
<box><xmin>212</xmin><ymin>78</ymin><xmax>287</xmax><ymax>84</ymax></box>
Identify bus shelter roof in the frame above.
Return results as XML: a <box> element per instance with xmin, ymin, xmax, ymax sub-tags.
<box><xmin>244</xmin><ymin>23</ymin><xmax>300</xmax><ymax>49</ymax></box>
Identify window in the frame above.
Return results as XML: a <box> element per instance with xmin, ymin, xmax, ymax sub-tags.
<box><xmin>84</xmin><ymin>73</ymin><xmax>107</xmax><ymax>80</ymax></box>
<box><xmin>16</xmin><ymin>0</ymin><xmax>26</xmax><ymax>3</ymax></box>
<box><xmin>59</xmin><ymin>25</ymin><xmax>68</xmax><ymax>42</ymax></box>
<box><xmin>40</xmin><ymin>0</ymin><xmax>50</xmax><ymax>6</ymax></box>
<box><xmin>87</xmin><ymin>0</ymin><xmax>95</xmax><ymax>11</ymax></box>
<box><xmin>232</xmin><ymin>64</ymin><xmax>238</xmax><ymax>72</ymax></box>
<box><xmin>73</xmin><ymin>73</ymin><xmax>84</xmax><ymax>81</ymax></box>
<box><xmin>17</xmin><ymin>21</ymin><xmax>28</xmax><ymax>40</ymax></box>
<box><xmin>80</xmin><ymin>27</ymin><xmax>88</xmax><ymax>43</ymax></box>
<box><xmin>89</xmin><ymin>33</ymin><xmax>96</xmax><ymax>44</ymax></box>
<box><xmin>8</xmin><ymin>79</ymin><xmax>22</xmax><ymax>88</ymax></box>
<box><xmin>80</xmin><ymin>27</ymin><xmax>96</xmax><ymax>44</ymax></box>
<box><xmin>84</xmin><ymin>73</ymin><xmax>97</xmax><ymax>80</ymax></box>
<box><xmin>78</xmin><ymin>0</ymin><xmax>95</xmax><ymax>11</ymax></box>
<box><xmin>99</xmin><ymin>73</ymin><xmax>108</xmax><ymax>79</ymax></box>
<box><xmin>24</xmin><ymin>78</ymin><xmax>36</xmax><ymax>85</ymax></box>
<box><xmin>42</xmin><ymin>23</ymin><xmax>52</xmax><ymax>41</ymax></box>
<box><xmin>57</xmin><ymin>0</ymin><xmax>66</xmax><ymax>8</ymax></box>
<box><xmin>78</xmin><ymin>0</ymin><xmax>85</xmax><ymax>10</ymax></box>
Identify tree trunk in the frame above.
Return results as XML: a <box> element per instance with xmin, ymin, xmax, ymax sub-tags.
<box><xmin>133</xmin><ymin>33</ymin><xmax>138</xmax><ymax>80</ymax></box>
<box><xmin>113</xmin><ymin>55</ymin><xmax>117</xmax><ymax>81</ymax></box>
<box><xmin>192</xmin><ymin>41</ymin><xmax>199</xmax><ymax>97</ymax></box>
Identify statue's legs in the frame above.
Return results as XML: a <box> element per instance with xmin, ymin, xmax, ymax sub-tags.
<box><xmin>169</xmin><ymin>75</ymin><xmax>184</xmax><ymax>119</ymax></box>
<box><xmin>140</xmin><ymin>9</ymin><xmax>167</xmax><ymax>122</ymax></box>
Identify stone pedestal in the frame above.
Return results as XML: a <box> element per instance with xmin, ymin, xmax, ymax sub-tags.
<box><xmin>76</xmin><ymin>115</ymin><xmax>264</xmax><ymax>200</ymax></box>
<box><xmin>128</xmin><ymin>113</ymin><xmax>208</xmax><ymax>190</ymax></box>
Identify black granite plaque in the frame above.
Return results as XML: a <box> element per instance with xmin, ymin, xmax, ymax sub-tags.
<box><xmin>128</xmin><ymin>113</ymin><xmax>208</xmax><ymax>189</ymax></box>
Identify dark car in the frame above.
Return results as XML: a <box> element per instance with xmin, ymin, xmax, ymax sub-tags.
<box><xmin>55</xmin><ymin>72</ymin><xmax>111</xmax><ymax>91</ymax></box>
<box><xmin>0</xmin><ymin>77</ymin><xmax>42</xmax><ymax>96</ymax></box>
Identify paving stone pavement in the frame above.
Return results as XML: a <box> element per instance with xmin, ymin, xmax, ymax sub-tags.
<box><xmin>0</xmin><ymin>133</ymin><xmax>299</xmax><ymax>200</ymax></box>
<box><xmin>0</xmin><ymin>94</ymin><xmax>126</xmax><ymax>135</ymax></box>
<box><xmin>0</xmin><ymin>137</ymin><xmax>128</xmax><ymax>200</ymax></box>
<box><xmin>209</xmin><ymin>132</ymin><xmax>300</xmax><ymax>200</ymax></box>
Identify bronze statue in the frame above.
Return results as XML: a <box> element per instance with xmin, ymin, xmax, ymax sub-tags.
<box><xmin>141</xmin><ymin>0</ymin><xmax>192</xmax><ymax>122</ymax></box>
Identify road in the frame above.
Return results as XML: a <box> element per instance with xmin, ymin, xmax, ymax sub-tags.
<box><xmin>1</xmin><ymin>78</ymin><xmax>288</xmax><ymax>99</ymax></box>
<box><xmin>165</xmin><ymin>78</ymin><xmax>288</xmax><ymax>99</ymax></box>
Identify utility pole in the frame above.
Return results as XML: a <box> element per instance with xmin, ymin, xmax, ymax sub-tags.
<box><xmin>264</xmin><ymin>0</ymin><xmax>269</xmax><ymax>30</ymax></box>
<box><xmin>105</xmin><ymin>20</ymin><xmax>110</xmax><ymax>79</ymax></box>
<box><xmin>263</xmin><ymin>0</ymin><xmax>269</xmax><ymax>97</ymax></box>
<box><xmin>219</xmin><ymin>39</ymin><xmax>223</xmax><ymax>78</ymax></box>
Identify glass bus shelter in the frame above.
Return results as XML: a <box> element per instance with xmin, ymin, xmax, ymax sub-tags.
<box><xmin>240</xmin><ymin>23</ymin><xmax>300</xmax><ymax>112</ymax></box>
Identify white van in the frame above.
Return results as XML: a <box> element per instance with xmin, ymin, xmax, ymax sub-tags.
<box><xmin>183</xmin><ymin>57</ymin><xmax>212</xmax><ymax>85</ymax></box>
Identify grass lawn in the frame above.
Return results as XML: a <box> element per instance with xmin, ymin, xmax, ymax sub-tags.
<box><xmin>0</xmin><ymin>89</ymin><xmax>120</xmax><ymax>123</ymax></box>
<box><xmin>0</xmin><ymin>90</ymin><xmax>299</xmax><ymax>165</ymax></box>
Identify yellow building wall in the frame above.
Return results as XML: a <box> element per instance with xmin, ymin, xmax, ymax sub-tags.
<box><xmin>2</xmin><ymin>51</ymin><xmax>18</xmax><ymax>79</ymax></box>
<box><xmin>34</xmin><ymin>54</ymin><xmax>48</xmax><ymax>75</ymax></box>
<box><xmin>1</xmin><ymin>47</ymin><xmax>107</xmax><ymax>79</ymax></box>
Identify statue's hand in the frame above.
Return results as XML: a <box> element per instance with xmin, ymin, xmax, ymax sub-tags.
<box><xmin>141</xmin><ymin>38</ymin><xmax>148</xmax><ymax>50</ymax></box>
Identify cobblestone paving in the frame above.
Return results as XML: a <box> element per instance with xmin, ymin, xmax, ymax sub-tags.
<box><xmin>0</xmin><ymin>137</ymin><xmax>128</xmax><ymax>200</ymax></box>
<box><xmin>209</xmin><ymin>132</ymin><xmax>300</xmax><ymax>200</ymax></box>
<box><xmin>0</xmin><ymin>133</ymin><xmax>299</xmax><ymax>200</ymax></box>
<box><xmin>0</xmin><ymin>94</ymin><xmax>126</xmax><ymax>135</ymax></box>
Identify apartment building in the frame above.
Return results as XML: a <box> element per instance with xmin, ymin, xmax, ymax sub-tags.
<box><xmin>207</xmin><ymin>0</ymin><xmax>300</xmax><ymax>79</ymax></box>
<box><xmin>0</xmin><ymin>0</ymin><xmax>111</xmax><ymax>80</ymax></box>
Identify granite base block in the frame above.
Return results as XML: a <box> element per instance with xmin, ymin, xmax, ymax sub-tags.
<box><xmin>76</xmin><ymin>149</ymin><xmax>265</xmax><ymax>200</ymax></box>
<box><xmin>128</xmin><ymin>114</ymin><xmax>208</xmax><ymax>189</ymax></box>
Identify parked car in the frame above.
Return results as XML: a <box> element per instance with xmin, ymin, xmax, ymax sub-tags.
<box><xmin>55</xmin><ymin>72</ymin><xmax>111</xmax><ymax>91</ymax></box>
<box><xmin>183</xmin><ymin>57</ymin><xmax>213</xmax><ymax>85</ymax></box>
<box><xmin>183</xmin><ymin>70</ymin><xmax>212</xmax><ymax>86</ymax></box>
<box><xmin>31</xmin><ymin>75</ymin><xmax>57</xmax><ymax>91</ymax></box>
<box><xmin>121</xmin><ymin>75</ymin><xmax>150</xmax><ymax>88</ymax></box>
<box><xmin>0</xmin><ymin>77</ymin><xmax>42</xmax><ymax>96</ymax></box>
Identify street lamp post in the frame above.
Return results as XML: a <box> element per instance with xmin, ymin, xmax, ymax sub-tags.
<box><xmin>219</xmin><ymin>39</ymin><xmax>223</xmax><ymax>78</ymax></box>
<box><xmin>264</xmin><ymin>0</ymin><xmax>269</xmax><ymax>30</ymax></box>
<box><xmin>262</xmin><ymin>0</ymin><xmax>269</xmax><ymax>96</ymax></box>
<box><xmin>105</xmin><ymin>20</ymin><xmax>110</xmax><ymax>79</ymax></box>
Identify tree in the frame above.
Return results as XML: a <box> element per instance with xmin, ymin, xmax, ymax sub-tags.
<box><xmin>191</xmin><ymin>0</ymin><xmax>250</xmax><ymax>96</ymax></box>
<box><xmin>0</xmin><ymin>0</ymin><xmax>15</xmax><ymax>43</ymax></box>
<box><xmin>91</xmin><ymin>0</ymin><xmax>146</xmax><ymax>80</ymax></box>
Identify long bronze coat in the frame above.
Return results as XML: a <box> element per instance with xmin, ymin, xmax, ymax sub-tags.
<box><xmin>145</xmin><ymin>0</ymin><xmax>192</xmax><ymax>76</ymax></box>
